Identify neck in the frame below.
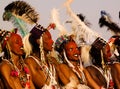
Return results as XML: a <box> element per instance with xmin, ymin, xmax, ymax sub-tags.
<box><xmin>32</xmin><ymin>51</ymin><xmax>40</xmax><ymax>58</ymax></box>
<box><xmin>69</xmin><ymin>60</ymin><xmax>80</xmax><ymax>66</ymax></box>
<box><xmin>10</xmin><ymin>52</ymin><xmax>21</xmax><ymax>66</ymax></box>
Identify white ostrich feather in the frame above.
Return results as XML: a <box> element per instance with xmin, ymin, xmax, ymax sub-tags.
<box><xmin>23</xmin><ymin>33</ymin><xmax>32</xmax><ymax>57</ymax></box>
<box><xmin>64</xmin><ymin>0</ymin><xmax>100</xmax><ymax>45</ymax></box>
<box><xmin>81</xmin><ymin>45</ymin><xmax>92</xmax><ymax>67</ymax></box>
<box><xmin>63</xmin><ymin>76</ymin><xmax>90</xmax><ymax>89</ymax></box>
<box><xmin>51</xmin><ymin>8</ymin><xmax>67</xmax><ymax>35</ymax></box>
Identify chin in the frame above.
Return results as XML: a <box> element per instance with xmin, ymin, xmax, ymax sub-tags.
<box><xmin>71</xmin><ymin>58</ymin><xmax>79</xmax><ymax>61</ymax></box>
<box><xmin>48</xmin><ymin>48</ymin><xmax>53</xmax><ymax>51</ymax></box>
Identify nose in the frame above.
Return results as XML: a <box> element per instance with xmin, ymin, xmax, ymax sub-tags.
<box><xmin>108</xmin><ymin>52</ymin><xmax>112</xmax><ymax>58</ymax></box>
<box><xmin>75</xmin><ymin>48</ymin><xmax>80</xmax><ymax>55</ymax></box>
<box><xmin>51</xmin><ymin>39</ymin><xmax>54</xmax><ymax>45</ymax></box>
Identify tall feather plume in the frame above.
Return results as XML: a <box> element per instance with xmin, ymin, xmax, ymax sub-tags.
<box><xmin>3</xmin><ymin>1</ymin><xmax>39</xmax><ymax>37</ymax></box>
<box><xmin>6</xmin><ymin>13</ymin><xmax>28</xmax><ymax>37</ymax></box>
<box><xmin>66</xmin><ymin>13</ymin><xmax>91</xmax><ymax>27</ymax></box>
<box><xmin>3</xmin><ymin>0</ymin><xmax>39</xmax><ymax>24</ymax></box>
<box><xmin>99</xmin><ymin>10</ymin><xmax>120</xmax><ymax>35</ymax></box>
<box><xmin>23</xmin><ymin>33</ymin><xmax>32</xmax><ymax>57</ymax></box>
<box><xmin>51</xmin><ymin>8</ymin><xmax>67</xmax><ymax>35</ymax></box>
<box><xmin>77</xmin><ymin>13</ymin><xmax>91</xmax><ymax>27</ymax></box>
<box><xmin>64</xmin><ymin>0</ymin><xmax>100</xmax><ymax>46</ymax></box>
<box><xmin>119</xmin><ymin>11</ymin><xmax>120</xmax><ymax>20</ymax></box>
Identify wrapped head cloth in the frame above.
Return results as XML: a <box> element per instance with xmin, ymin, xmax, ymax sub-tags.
<box><xmin>54</xmin><ymin>35</ymin><xmax>74</xmax><ymax>53</ymax></box>
<box><xmin>91</xmin><ymin>37</ymin><xmax>107</xmax><ymax>50</ymax></box>
<box><xmin>30</xmin><ymin>24</ymin><xmax>46</xmax><ymax>40</ymax></box>
<box><xmin>90</xmin><ymin>37</ymin><xmax>107</xmax><ymax>66</ymax></box>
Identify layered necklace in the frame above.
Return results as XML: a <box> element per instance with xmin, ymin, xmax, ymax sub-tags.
<box><xmin>9</xmin><ymin>57</ymin><xmax>30</xmax><ymax>89</ymax></box>
<box><xmin>29</xmin><ymin>36</ymin><xmax>59</xmax><ymax>89</ymax></box>
<box><xmin>63</xmin><ymin>50</ymin><xmax>86</xmax><ymax>84</ymax></box>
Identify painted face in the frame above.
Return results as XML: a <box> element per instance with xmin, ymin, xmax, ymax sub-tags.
<box><xmin>43</xmin><ymin>31</ymin><xmax>54</xmax><ymax>52</ymax></box>
<box><xmin>8</xmin><ymin>33</ymin><xmax>24</xmax><ymax>55</ymax></box>
<box><xmin>64</xmin><ymin>41</ymin><xmax>80</xmax><ymax>61</ymax></box>
<box><xmin>103</xmin><ymin>43</ymin><xmax>111</xmax><ymax>61</ymax></box>
<box><xmin>108</xmin><ymin>37</ymin><xmax>116</xmax><ymax>54</ymax></box>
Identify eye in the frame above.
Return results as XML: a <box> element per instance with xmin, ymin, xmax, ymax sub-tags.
<box><xmin>69</xmin><ymin>48</ymin><xmax>73</xmax><ymax>51</ymax></box>
<box><xmin>76</xmin><ymin>47</ymin><xmax>79</xmax><ymax>50</ymax></box>
<box><xmin>15</xmin><ymin>40</ymin><xmax>18</xmax><ymax>44</ymax></box>
<box><xmin>15</xmin><ymin>39</ymin><xmax>20</xmax><ymax>44</ymax></box>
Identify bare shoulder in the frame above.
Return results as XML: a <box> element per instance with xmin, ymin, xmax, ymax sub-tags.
<box><xmin>24</xmin><ymin>56</ymin><xmax>38</xmax><ymax>65</ymax></box>
<box><xmin>112</xmin><ymin>63</ymin><xmax>120</xmax><ymax>67</ymax></box>
<box><xmin>59</xmin><ymin>63</ymin><xmax>69</xmax><ymax>70</ymax></box>
<box><xmin>111</xmin><ymin>63</ymin><xmax>120</xmax><ymax>72</ymax></box>
<box><xmin>0</xmin><ymin>60</ymin><xmax>11</xmax><ymax>75</ymax></box>
<box><xmin>86</xmin><ymin>65</ymin><xmax>96</xmax><ymax>71</ymax></box>
<box><xmin>86</xmin><ymin>66</ymin><xmax>98</xmax><ymax>75</ymax></box>
<box><xmin>59</xmin><ymin>63</ymin><xmax>72</xmax><ymax>74</ymax></box>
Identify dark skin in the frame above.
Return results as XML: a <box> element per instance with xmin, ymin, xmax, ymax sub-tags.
<box><xmin>86</xmin><ymin>66</ymin><xmax>107</xmax><ymax>87</ymax></box>
<box><xmin>0</xmin><ymin>77</ymin><xmax>5</xmax><ymax>89</ymax></box>
<box><xmin>0</xmin><ymin>33</ymin><xmax>35</xmax><ymax>89</ymax></box>
<box><xmin>86</xmin><ymin>43</ymin><xmax>118</xmax><ymax>88</ymax></box>
<box><xmin>110</xmin><ymin>62</ymin><xmax>120</xmax><ymax>89</ymax></box>
<box><xmin>53</xmin><ymin>40</ymin><xmax>100</xmax><ymax>89</ymax></box>
<box><xmin>24</xmin><ymin>30</ymin><xmax>58</xmax><ymax>88</ymax></box>
<box><xmin>104</xmin><ymin>43</ymin><xmax>120</xmax><ymax>88</ymax></box>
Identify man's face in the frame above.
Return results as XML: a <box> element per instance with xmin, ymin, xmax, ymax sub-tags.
<box><xmin>8</xmin><ymin>33</ymin><xmax>24</xmax><ymax>55</ymax></box>
<box><xmin>43</xmin><ymin>31</ymin><xmax>54</xmax><ymax>52</ymax></box>
<box><xmin>65</xmin><ymin>41</ymin><xmax>80</xmax><ymax>61</ymax></box>
<box><xmin>103</xmin><ymin>44</ymin><xmax>112</xmax><ymax>61</ymax></box>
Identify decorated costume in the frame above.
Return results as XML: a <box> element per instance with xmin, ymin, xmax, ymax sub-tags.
<box><xmin>55</xmin><ymin>34</ymin><xmax>90</xmax><ymax>89</ymax></box>
<box><xmin>0</xmin><ymin>29</ymin><xmax>33</xmax><ymax>89</ymax></box>
<box><xmin>88</xmin><ymin>37</ymin><xmax>114</xmax><ymax>88</ymax></box>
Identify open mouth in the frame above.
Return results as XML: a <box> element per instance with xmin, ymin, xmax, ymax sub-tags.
<box><xmin>74</xmin><ymin>54</ymin><xmax>79</xmax><ymax>57</ymax></box>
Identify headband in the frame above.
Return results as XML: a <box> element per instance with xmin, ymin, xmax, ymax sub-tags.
<box><xmin>91</xmin><ymin>37</ymin><xmax>107</xmax><ymax>50</ymax></box>
<box><xmin>30</xmin><ymin>23</ymin><xmax>56</xmax><ymax>39</ymax></box>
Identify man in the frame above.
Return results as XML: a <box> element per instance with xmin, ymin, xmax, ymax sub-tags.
<box><xmin>23</xmin><ymin>23</ymin><xmax>60</xmax><ymax>88</ymax></box>
<box><xmin>0</xmin><ymin>29</ymin><xmax>35</xmax><ymax>89</ymax></box>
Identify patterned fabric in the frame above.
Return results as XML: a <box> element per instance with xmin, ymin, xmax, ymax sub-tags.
<box><xmin>0</xmin><ymin>29</ymin><xmax>11</xmax><ymax>50</ymax></box>
<box><xmin>91</xmin><ymin>37</ymin><xmax>107</xmax><ymax>50</ymax></box>
<box><xmin>30</xmin><ymin>24</ymin><xmax>46</xmax><ymax>39</ymax></box>
<box><xmin>54</xmin><ymin>35</ymin><xmax>69</xmax><ymax>52</ymax></box>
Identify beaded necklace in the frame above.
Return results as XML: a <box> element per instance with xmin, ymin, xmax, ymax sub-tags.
<box><xmin>10</xmin><ymin>58</ymin><xmax>30</xmax><ymax>89</ymax></box>
<box><xmin>63</xmin><ymin>50</ymin><xmax>86</xmax><ymax>84</ymax></box>
<box><xmin>34</xmin><ymin>36</ymin><xmax>59</xmax><ymax>88</ymax></box>
<box><xmin>28</xmin><ymin>55</ymin><xmax>60</xmax><ymax>89</ymax></box>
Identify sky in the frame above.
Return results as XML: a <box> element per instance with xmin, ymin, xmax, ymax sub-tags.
<box><xmin>0</xmin><ymin>0</ymin><xmax>120</xmax><ymax>41</ymax></box>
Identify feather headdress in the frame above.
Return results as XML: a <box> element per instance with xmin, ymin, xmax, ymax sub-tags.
<box><xmin>3</xmin><ymin>1</ymin><xmax>39</xmax><ymax>37</ymax></box>
<box><xmin>119</xmin><ymin>11</ymin><xmax>120</xmax><ymax>19</ymax></box>
<box><xmin>64</xmin><ymin>0</ymin><xmax>100</xmax><ymax>46</ymax></box>
<box><xmin>99</xmin><ymin>10</ymin><xmax>120</xmax><ymax>35</ymax></box>
<box><xmin>51</xmin><ymin>8</ymin><xmax>67</xmax><ymax>35</ymax></box>
<box><xmin>66</xmin><ymin>13</ymin><xmax>91</xmax><ymax>27</ymax></box>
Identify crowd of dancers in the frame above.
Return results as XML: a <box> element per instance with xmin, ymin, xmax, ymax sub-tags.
<box><xmin>0</xmin><ymin>0</ymin><xmax>120</xmax><ymax>89</ymax></box>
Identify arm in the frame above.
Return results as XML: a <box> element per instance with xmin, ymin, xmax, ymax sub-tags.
<box><xmin>57</xmin><ymin>63</ymin><xmax>80</xmax><ymax>86</ymax></box>
<box><xmin>0</xmin><ymin>61</ymin><xmax>17</xmax><ymax>89</ymax></box>
<box><xmin>83</xmin><ymin>68</ymin><xmax>100</xmax><ymax>89</ymax></box>
<box><xmin>49</xmin><ymin>57</ymin><xmax>79</xmax><ymax>85</ymax></box>
<box><xmin>111</xmin><ymin>63</ymin><xmax>120</xmax><ymax>89</ymax></box>
<box><xmin>24</xmin><ymin>57</ymin><xmax>49</xmax><ymax>88</ymax></box>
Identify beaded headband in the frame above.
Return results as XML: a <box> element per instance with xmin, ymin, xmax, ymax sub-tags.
<box><xmin>0</xmin><ymin>29</ymin><xmax>11</xmax><ymax>50</ymax></box>
<box><xmin>0</xmin><ymin>28</ymin><xmax>18</xmax><ymax>50</ymax></box>
<box><xmin>55</xmin><ymin>35</ymin><xmax>71</xmax><ymax>52</ymax></box>
<box><xmin>30</xmin><ymin>23</ymin><xmax>56</xmax><ymax>39</ymax></box>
